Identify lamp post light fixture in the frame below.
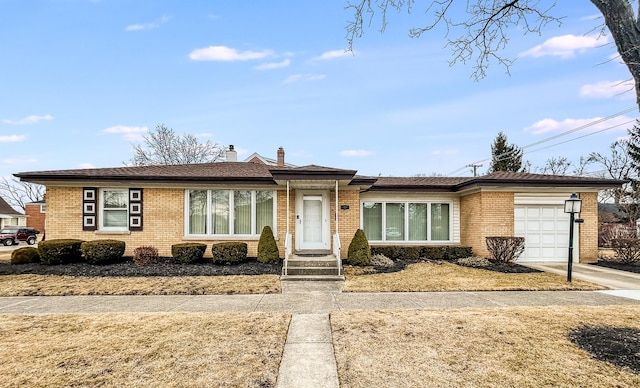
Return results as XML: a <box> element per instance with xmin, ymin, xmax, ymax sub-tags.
<box><xmin>564</xmin><ymin>193</ymin><xmax>583</xmax><ymax>282</ymax></box>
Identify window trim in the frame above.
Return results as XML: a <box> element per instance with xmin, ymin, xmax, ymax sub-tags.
<box><xmin>360</xmin><ymin>200</ymin><xmax>453</xmax><ymax>243</ymax></box>
<box><xmin>99</xmin><ymin>188</ymin><xmax>129</xmax><ymax>232</ymax></box>
<box><xmin>184</xmin><ymin>189</ymin><xmax>277</xmax><ymax>238</ymax></box>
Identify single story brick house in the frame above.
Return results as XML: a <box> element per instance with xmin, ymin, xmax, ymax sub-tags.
<box><xmin>15</xmin><ymin>147</ymin><xmax>623</xmax><ymax>264</ymax></box>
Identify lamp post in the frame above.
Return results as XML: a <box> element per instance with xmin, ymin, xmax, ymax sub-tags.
<box><xmin>564</xmin><ymin>193</ymin><xmax>582</xmax><ymax>282</ymax></box>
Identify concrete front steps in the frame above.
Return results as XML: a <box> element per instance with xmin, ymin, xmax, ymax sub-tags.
<box><xmin>281</xmin><ymin>254</ymin><xmax>345</xmax><ymax>281</ymax></box>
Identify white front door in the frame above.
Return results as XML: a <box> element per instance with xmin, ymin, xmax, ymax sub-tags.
<box><xmin>296</xmin><ymin>191</ymin><xmax>330</xmax><ymax>251</ymax></box>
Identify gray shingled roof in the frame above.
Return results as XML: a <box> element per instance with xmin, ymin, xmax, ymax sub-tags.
<box><xmin>14</xmin><ymin>163</ymin><xmax>625</xmax><ymax>190</ymax></box>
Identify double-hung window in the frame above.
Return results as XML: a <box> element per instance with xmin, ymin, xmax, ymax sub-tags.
<box><xmin>186</xmin><ymin>189</ymin><xmax>276</xmax><ymax>236</ymax></box>
<box><xmin>100</xmin><ymin>189</ymin><xmax>129</xmax><ymax>231</ymax></box>
<box><xmin>362</xmin><ymin>201</ymin><xmax>451</xmax><ymax>242</ymax></box>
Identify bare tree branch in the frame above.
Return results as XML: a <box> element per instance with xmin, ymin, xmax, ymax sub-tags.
<box><xmin>127</xmin><ymin>124</ymin><xmax>226</xmax><ymax>166</ymax></box>
<box><xmin>0</xmin><ymin>177</ymin><xmax>45</xmax><ymax>212</ymax></box>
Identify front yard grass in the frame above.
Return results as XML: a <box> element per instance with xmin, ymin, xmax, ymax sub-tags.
<box><xmin>0</xmin><ymin>274</ymin><xmax>281</xmax><ymax>296</ymax></box>
<box><xmin>342</xmin><ymin>261</ymin><xmax>606</xmax><ymax>292</ymax></box>
<box><xmin>0</xmin><ymin>312</ymin><xmax>290</xmax><ymax>387</ymax></box>
<box><xmin>332</xmin><ymin>305</ymin><xmax>640</xmax><ymax>387</ymax></box>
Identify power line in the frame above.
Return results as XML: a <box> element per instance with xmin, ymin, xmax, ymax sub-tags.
<box><xmin>447</xmin><ymin>106</ymin><xmax>638</xmax><ymax>176</ymax></box>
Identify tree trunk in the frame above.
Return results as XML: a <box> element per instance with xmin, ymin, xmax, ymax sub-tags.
<box><xmin>591</xmin><ymin>0</ymin><xmax>640</xmax><ymax>110</ymax></box>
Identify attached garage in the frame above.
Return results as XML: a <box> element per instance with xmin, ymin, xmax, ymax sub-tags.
<box><xmin>514</xmin><ymin>195</ymin><xmax>576</xmax><ymax>263</ymax></box>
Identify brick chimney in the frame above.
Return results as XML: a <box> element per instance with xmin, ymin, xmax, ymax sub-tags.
<box><xmin>277</xmin><ymin>146</ymin><xmax>285</xmax><ymax>167</ymax></box>
<box><xmin>226</xmin><ymin>145</ymin><xmax>237</xmax><ymax>162</ymax></box>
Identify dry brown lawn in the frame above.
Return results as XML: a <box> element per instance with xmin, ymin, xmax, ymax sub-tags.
<box><xmin>343</xmin><ymin>261</ymin><xmax>606</xmax><ymax>292</ymax></box>
<box><xmin>331</xmin><ymin>305</ymin><xmax>640</xmax><ymax>387</ymax></box>
<box><xmin>0</xmin><ymin>274</ymin><xmax>281</xmax><ymax>296</ymax></box>
<box><xmin>0</xmin><ymin>312</ymin><xmax>290</xmax><ymax>387</ymax></box>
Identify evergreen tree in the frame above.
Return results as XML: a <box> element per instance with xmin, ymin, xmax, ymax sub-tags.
<box><xmin>489</xmin><ymin>132</ymin><xmax>524</xmax><ymax>173</ymax></box>
<box><xmin>628</xmin><ymin>120</ymin><xmax>640</xmax><ymax>177</ymax></box>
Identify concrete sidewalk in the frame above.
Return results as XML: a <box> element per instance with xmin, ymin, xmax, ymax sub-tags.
<box><xmin>1</xmin><ymin>289</ymin><xmax>639</xmax><ymax>315</ymax></box>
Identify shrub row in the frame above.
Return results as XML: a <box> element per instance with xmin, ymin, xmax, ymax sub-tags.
<box><xmin>370</xmin><ymin>245</ymin><xmax>473</xmax><ymax>261</ymax></box>
<box><xmin>11</xmin><ymin>239</ymin><xmax>274</xmax><ymax>266</ymax></box>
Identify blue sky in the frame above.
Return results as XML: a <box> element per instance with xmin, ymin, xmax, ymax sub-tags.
<box><xmin>1</xmin><ymin>0</ymin><xmax>638</xmax><ymax>180</ymax></box>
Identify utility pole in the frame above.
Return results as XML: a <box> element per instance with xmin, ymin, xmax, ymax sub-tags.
<box><xmin>467</xmin><ymin>164</ymin><xmax>482</xmax><ymax>177</ymax></box>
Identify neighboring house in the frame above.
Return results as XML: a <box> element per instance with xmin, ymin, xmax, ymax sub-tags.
<box><xmin>14</xmin><ymin>147</ymin><xmax>624</xmax><ymax>264</ymax></box>
<box><xmin>25</xmin><ymin>199</ymin><xmax>46</xmax><ymax>237</ymax></box>
<box><xmin>0</xmin><ymin>196</ymin><xmax>26</xmax><ymax>229</ymax></box>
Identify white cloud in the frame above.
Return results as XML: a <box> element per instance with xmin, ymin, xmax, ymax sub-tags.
<box><xmin>254</xmin><ymin>59</ymin><xmax>291</xmax><ymax>70</ymax></box>
<box><xmin>431</xmin><ymin>149</ymin><xmax>459</xmax><ymax>156</ymax></box>
<box><xmin>2</xmin><ymin>114</ymin><xmax>53</xmax><ymax>125</ymax></box>
<box><xmin>283</xmin><ymin>74</ymin><xmax>325</xmax><ymax>84</ymax></box>
<box><xmin>125</xmin><ymin>15</ymin><xmax>170</xmax><ymax>32</ymax></box>
<box><xmin>102</xmin><ymin>125</ymin><xmax>148</xmax><ymax>141</ymax></box>
<box><xmin>189</xmin><ymin>46</ymin><xmax>272</xmax><ymax>61</ymax></box>
<box><xmin>77</xmin><ymin>163</ymin><xmax>96</xmax><ymax>169</ymax></box>
<box><xmin>0</xmin><ymin>135</ymin><xmax>26</xmax><ymax>143</ymax></box>
<box><xmin>312</xmin><ymin>49</ymin><xmax>351</xmax><ymax>61</ymax></box>
<box><xmin>523</xmin><ymin>116</ymin><xmax>633</xmax><ymax>135</ymax></box>
<box><xmin>2</xmin><ymin>158</ymin><xmax>37</xmax><ymax>165</ymax></box>
<box><xmin>520</xmin><ymin>34</ymin><xmax>609</xmax><ymax>59</ymax></box>
<box><xmin>340</xmin><ymin>150</ymin><xmax>373</xmax><ymax>157</ymax></box>
<box><xmin>580</xmin><ymin>80</ymin><xmax>635</xmax><ymax>99</ymax></box>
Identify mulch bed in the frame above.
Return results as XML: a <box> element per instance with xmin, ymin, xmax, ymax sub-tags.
<box><xmin>364</xmin><ymin>258</ymin><xmax>542</xmax><ymax>274</ymax></box>
<box><xmin>592</xmin><ymin>260</ymin><xmax>640</xmax><ymax>274</ymax></box>
<box><xmin>0</xmin><ymin>258</ymin><xmax>282</xmax><ymax>277</ymax></box>
<box><xmin>570</xmin><ymin>326</ymin><xmax>640</xmax><ymax>375</ymax></box>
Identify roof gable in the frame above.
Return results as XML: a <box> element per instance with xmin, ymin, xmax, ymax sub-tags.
<box><xmin>0</xmin><ymin>196</ymin><xmax>22</xmax><ymax>215</ymax></box>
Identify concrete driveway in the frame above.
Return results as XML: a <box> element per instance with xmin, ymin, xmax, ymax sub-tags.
<box><xmin>525</xmin><ymin>262</ymin><xmax>640</xmax><ymax>300</ymax></box>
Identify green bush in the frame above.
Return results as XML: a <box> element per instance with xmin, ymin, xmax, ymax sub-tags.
<box><xmin>172</xmin><ymin>243</ymin><xmax>207</xmax><ymax>264</ymax></box>
<box><xmin>11</xmin><ymin>247</ymin><xmax>40</xmax><ymax>264</ymax></box>
<box><xmin>445</xmin><ymin>246</ymin><xmax>474</xmax><ymax>260</ymax></box>
<box><xmin>38</xmin><ymin>239</ymin><xmax>84</xmax><ymax>265</ymax></box>
<box><xmin>133</xmin><ymin>246</ymin><xmax>161</xmax><ymax>265</ymax></box>
<box><xmin>371</xmin><ymin>245</ymin><xmax>473</xmax><ymax>261</ymax></box>
<box><xmin>371</xmin><ymin>246</ymin><xmax>402</xmax><ymax>260</ymax></box>
<box><xmin>257</xmin><ymin>226</ymin><xmax>280</xmax><ymax>263</ymax></box>
<box><xmin>422</xmin><ymin>246</ymin><xmax>447</xmax><ymax>260</ymax></box>
<box><xmin>211</xmin><ymin>242</ymin><xmax>248</xmax><ymax>265</ymax></box>
<box><xmin>347</xmin><ymin>229</ymin><xmax>371</xmax><ymax>266</ymax></box>
<box><xmin>81</xmin><ymin>240</ymin><xmax>126</xmax><ymax>265</ymax></box>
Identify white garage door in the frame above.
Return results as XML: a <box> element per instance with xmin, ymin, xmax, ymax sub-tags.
<box><xmin>514</xmin><ymin>205</ymin><xmax>574</xmax><ymax>262</ymax></box>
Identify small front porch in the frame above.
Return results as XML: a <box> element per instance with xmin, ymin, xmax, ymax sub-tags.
<box><xmin>269</xmin><ymin>166</ymin><xmax>373</xmax><ymax>280</ymax></box>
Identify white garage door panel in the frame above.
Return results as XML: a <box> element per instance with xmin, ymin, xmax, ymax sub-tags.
<box><xmin>514</xmin><ymin>204</ymin><xmax>575</xmax><ymax>262</ymax></box>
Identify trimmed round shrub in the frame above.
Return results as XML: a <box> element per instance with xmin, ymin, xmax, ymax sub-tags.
<box><xmin>81</xmin><ymin>240</ymin><xmax>126</xmax><ymax>265</ymax></box>
<box><xmin>38</xmin><ymin>239</ymin><xmax>84</xmax><ymax>265</ymax></box>
<box><xmin>11</xmin><ymin>247</ymin><xmax>40</xmax><ymax>264</ymax></box>
<box><xmin>133</xmin><ymin>246</ymin><xmax>161</xmax><ymax>265</ymax></box>
<box><xmin>172</xmin><ymin>242</ymin><xmax>207</xmax><ymax>264</ymax></box>
<box><xmin>347</xmin><ymin>229</ymin><xmax>371</xmax><ymax>266</ymax></box>
<box><xmin>211</xmin><ymin>242</ymin><xmax>248</xmax><ymax>265</ymax></box>
<box><xmin>257</xmin><ymin>226</ymin><xmax>280</xmax><ymax>264</ymax></box>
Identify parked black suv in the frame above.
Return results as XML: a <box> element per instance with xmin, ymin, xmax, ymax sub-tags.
<box><xmin>0</xmin><ymin>227</ymin><xmax>40</xmax><ymax>246</ymax></box>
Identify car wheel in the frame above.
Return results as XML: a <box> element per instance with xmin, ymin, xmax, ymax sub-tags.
<box><xmin>3</xmin><ymin>238</ymin><xmax>14</xmax><ymax>246</ymax></box>
<box><xmin>27</xmin><ymin>237</ymin><xmax>36</xmax><ymax>245</ymax></box>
